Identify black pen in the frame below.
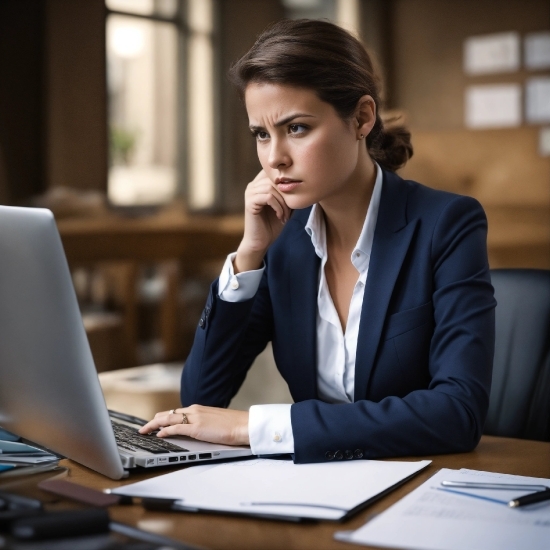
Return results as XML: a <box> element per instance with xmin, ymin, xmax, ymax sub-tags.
<box><xmin>509</xmin><ymin>488</ymin><xmax>550</xmax><ymax>508</ymax></box>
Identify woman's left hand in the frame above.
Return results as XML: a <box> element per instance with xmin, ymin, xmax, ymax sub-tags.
<box><xmin>138</xmin><ymin>405</ymin><xmax>250</xmax><ymax>447</ymax></box>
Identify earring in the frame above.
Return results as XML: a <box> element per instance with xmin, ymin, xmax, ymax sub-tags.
<box><xmin>358</xmin><ymin>134</ymin><xmax>364</xmax><ymax>140</ymax></box>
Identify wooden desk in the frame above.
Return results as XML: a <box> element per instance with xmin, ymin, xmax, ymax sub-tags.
<box><xmin>51</xmin><ymin>436</ymin><xmax>550</xmax><ymax>550</ymax></box>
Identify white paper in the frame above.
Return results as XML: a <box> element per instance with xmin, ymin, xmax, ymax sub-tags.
<box><xmin>525</xmin><ymin>32</ymin><xmax>550</xmax><ymax>70</ymax></box>
<box><xmin>0</xmin><ymin>455</ymin><xmax>58</xmax><ymax>464</ymax></box>
<box><xmin>465</xmin><ymin>84</ymin><xmax>522</xmax><ymax>129</ymax></box>
<box><xmin>526</xmin><ymin>77</ymin><xmax>550</xmax><ymax>123</ymax></box>
<box><xmin>110</xmin><ymin>458</ymin><xmax>430</xmax><ymax>520</ymax></box>
<box><xmin>335</xmin><ymin>468</ymin><xmax>550</xmax><ymax>550</ymax></box>
<box><xmin>464</xmin><ymin>32</ymin><xmax>520</xmax><ymax>75</ymax></box>
<box><xmin>0</xmin><ymin>440</ymin><xmax>57</xmax><ymax>464</ymax></box>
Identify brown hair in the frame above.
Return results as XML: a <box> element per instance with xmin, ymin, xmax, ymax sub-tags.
<box><xmin>229</xmin><ymin>19</ymin><xmax>412</xmax><ymax>172</ymax></box>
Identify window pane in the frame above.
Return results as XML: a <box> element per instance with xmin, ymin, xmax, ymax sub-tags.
<box><xmin>187</xmin><ymin>0</ymin><xmax>215</xmax><ymax>210</ymax></box>
<box><xmin>106</xmin><ymin>0</ymin><xmax>178</xmax><ymax>18</ymax></box>
<box><xmin>282</xmin><ymin>0</ymin><xmax>335</xmax><ymax>20</ymax></box>
<box><xmin>106</xmin><ymin>15</ymin><xmax>178</xmax><ymax>206</ymax></box>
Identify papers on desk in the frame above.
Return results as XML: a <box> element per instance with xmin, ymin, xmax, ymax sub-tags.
<box><xmin>0</xmin><ymin>438</ymin><xmax>59</xmax><ymax>477</ymax></box>
<box><xmin>0</xmin><ymin>440</ymin><xmax>39</xmax><ymax>454</ymax></box>
<box><xmin>110</xmin><ymin>458</ymin><xmax>431</xmax><ymax>521</ymax></box>
<box><xmin>0</xmin><ymin>455</ymin><xmax>59</xmax><ymax>465</ymax></box>
<box><xmin>0</xmin><ymin>440</ymin><xmax>58</xmax><ymax>464</ymax></box>
<box><xmin>335</xmin><ymin>468</ymin><xmax>550</xmax><ymax>550</ymax></box>
<box><xmin>0</xmin><ymin>428</ymin><xmax>19</xmax><ymax>442</ymax></box>
<box><xmin>0</xmin><ymin>440</ymin><xmax>58</xmax><ymax>463</ymax></box>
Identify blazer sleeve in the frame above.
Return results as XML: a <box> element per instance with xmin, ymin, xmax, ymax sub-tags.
<box><xmin>181</xmin><ymin>271</ymin><xmax>274</xmax><ymax>408</ymax></box>
<box><xmin>291</xmin><ymin>195</ymin><xmax>496</xmax><ymax>462</ymax></box>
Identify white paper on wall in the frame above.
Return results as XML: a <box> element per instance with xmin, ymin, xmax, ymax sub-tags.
<box><xmin>525</xmin><ymin>31</ymin><xmax>550</xmax><ymax>70</ymax></box>
<box><xmin>464</xmin><ymin>32</ymin><xmax>520</xmax><ymax>75</ymax></box>
<box><xmin>465</xmin><ymin>84</ymin><xmax>522</xmax><ymax>129</ymax></box>
<box><xmin>526</xmin><ymin>77</ymin><xmax>550</xmax><ymax>123</ymax></box>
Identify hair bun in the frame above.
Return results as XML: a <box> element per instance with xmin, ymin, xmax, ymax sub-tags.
<box><xmin>369</xmin><ymin>123</ymin><xmax>413</xmax><ymax>172</ymax></box>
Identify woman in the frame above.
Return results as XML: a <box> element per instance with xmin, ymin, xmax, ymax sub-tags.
<box><xmin>140</xmin><ymin>19</ymin><xmax>496</xmax><ymax>462</ymax></box>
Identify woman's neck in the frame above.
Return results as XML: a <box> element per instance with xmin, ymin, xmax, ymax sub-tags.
<box><xmin>320</xmin><ymin>156</ymin><xmax>377</xmax><ymax>253</ymax></box>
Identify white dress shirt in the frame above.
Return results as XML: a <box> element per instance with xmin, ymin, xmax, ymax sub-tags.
<box><xmin>218</xmin><ymin>163</ymin><xmax>383</xmax><ymax>455</ymax></box>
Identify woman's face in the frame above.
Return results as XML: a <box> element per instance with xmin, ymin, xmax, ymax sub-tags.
<box><xmin>244</xmin><ymin>83</ymin><xmax>372</xmax><ymax>211</ymax></box>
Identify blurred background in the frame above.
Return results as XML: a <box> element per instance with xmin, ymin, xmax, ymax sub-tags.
<box><xmin>0</xmin><ymin>0</ymin><xmax>548</xmax><ymax>417</ymax></box>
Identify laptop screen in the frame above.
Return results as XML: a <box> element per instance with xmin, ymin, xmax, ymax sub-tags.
<box><xmin>0</xmin><ymin>206</ymin><xmax>125</xmax><ymax>479</ymax></box>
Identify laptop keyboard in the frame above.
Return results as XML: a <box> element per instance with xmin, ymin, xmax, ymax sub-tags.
<box><xmin>112</xmin><ymin>422</ymin><xmax>188</xmax><ymax>454</ymax></box>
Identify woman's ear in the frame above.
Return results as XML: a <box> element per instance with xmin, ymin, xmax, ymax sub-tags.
<box><xmin>355</xmin><ymin>95</ymin><xmax>376</xmax><ymax>140</ymax></box>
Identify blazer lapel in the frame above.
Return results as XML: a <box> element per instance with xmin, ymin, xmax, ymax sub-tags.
<box><xmin>288</xmin><ymin>211</ymin><xmax>320</xmax><ymax>401</ymax></box>
<box><xmin>354</xmin><ymin>171</ymin><xmax>418</xmax><ymax>401</ymax></box>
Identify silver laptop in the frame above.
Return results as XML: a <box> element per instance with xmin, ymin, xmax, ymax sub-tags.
<box><xmin>0</xmin><ymin>206</ymin><xmax>252</xmax><ymax>479</ymax></box>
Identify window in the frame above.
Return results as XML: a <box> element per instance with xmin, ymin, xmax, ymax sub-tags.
<box><xmin>282</xmin><ymin>0</ymin><xmax>360</xmax><ymax>33</ymax></box>
<box><xmin>106</xmin><ymin>0</ymin><xmax>180</xmax><ymax>206</ymax></box>
<box><xmin>105</xmin><ymin>0</ymin><xmax>217</xmax><ymax>210</ymax></box>
<box><xmin>187</xmin><ymin>0</ymin><xmax>217</xmax><ymax>210</ymax></box>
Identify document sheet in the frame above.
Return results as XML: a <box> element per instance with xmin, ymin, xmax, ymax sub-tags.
<box><xmin>335</xmin><ymin>468</ymin><xmax>550</xmax><ymax>550</ymax></box>
<box><xmin>111</xmin><ymin>458</ymin><xmax>430</xmax><ymax>520</ymax></box>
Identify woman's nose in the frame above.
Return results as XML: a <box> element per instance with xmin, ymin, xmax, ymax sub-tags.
<box><xmin>267</xmin><ymin>139</ymin><xmax>291</xmax><ymax>170</ymax></box>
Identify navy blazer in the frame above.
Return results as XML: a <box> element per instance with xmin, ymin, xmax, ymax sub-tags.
<box><xmin>182</xmin><ymin>169</ymin><xmax>496</xmax><ymax>462</ymax></box>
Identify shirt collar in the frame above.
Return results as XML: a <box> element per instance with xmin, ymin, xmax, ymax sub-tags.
<box><xmin>304</xmin><ymin>199</ymin><xmax>326</xmax><ymax>260</ymax></box>
<box><xmin>304</xmin><ymin>162</ymin><xmax>383</xmax><ymax>274</ymax></box>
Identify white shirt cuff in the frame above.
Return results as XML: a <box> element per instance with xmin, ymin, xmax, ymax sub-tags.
<box><xmin>248</xmin><ymin>404</ymin><xmax>294</xmax><ymax>455</ymax></box>
<box><xmin>218</xmin><ymin>252</ymin><xmax>265</xmax><ymax>302</ymax></box>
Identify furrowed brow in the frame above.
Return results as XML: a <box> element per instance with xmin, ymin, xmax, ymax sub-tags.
<box><xmin>249</xmin><ymin>113</ymin><xmax>315</xmax><ymax>132</ymax></box>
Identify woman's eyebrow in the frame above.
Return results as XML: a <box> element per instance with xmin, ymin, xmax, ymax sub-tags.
<box><xmin>249</xmin><ymin>113</ymin><xmax>315</xmax><ymax>132</ymax></box>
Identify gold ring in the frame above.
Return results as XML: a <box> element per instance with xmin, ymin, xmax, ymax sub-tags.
<box><xmin>181</xmin><ymin>413</ymin><xmax>189</xmax><ymax>424</ymax></box>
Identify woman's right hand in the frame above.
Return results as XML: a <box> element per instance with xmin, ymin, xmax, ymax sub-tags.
<box><xmin>234</xmin><ymin>170</ymin><xmax>292</xmax><ymax>273</ymax></box>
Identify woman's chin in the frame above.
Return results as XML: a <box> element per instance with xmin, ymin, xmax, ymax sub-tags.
<box><xmin>282</xmin><ymin>195</ymin><xmax>315</xmax><ymax>211</ymax></box>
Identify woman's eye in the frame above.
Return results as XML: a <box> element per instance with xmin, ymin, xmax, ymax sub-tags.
<box><xmin>289</xmin><ymin>124</ymin><xmax>307</xmax><ymax>135</ymax></box>
<box><xmin>254</xmin><ymin>131</ymin><xmax>270</xmax><ymax>141</ymax></box>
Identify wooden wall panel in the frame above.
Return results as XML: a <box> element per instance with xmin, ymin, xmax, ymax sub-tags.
<box><xmin>389</xmin><ymin>0</ymin><xmax>550</xmax><ymax>268</ymax></box>
<box><xmin>400</xmin><ymin>129</ymin><xmax>550</xmax><ymax>206</ymax></box>
<box><xmin>44</xmin><ymin>0</ymin><xmax>108</xmax><ymax>191</ymax></box>
<box><xmin>391</xmin><ymin>0</ymin><xmax>550</xmax><ymax>131</ymax></box>
<box><xmin>0</xmin><ymin>0</ymin><xmax>45</xmax><ymax>204</ymax></box>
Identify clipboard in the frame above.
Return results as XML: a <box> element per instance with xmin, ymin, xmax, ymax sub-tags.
<box><xmin>110</xmin><ymin>457</ymin><xmax>431</xmax><ymax>522</ymax></box>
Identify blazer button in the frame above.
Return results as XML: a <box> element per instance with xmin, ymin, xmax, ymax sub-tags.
<box><xmin>345</xmin><ymin>450</ymin><xmax>353</xmax><ymax>460</ymax></box>
<box><xmin>198</xmin><ymin>318</ymin><xmax>205</xmax><ymax>327</ymax></box>
<box><xmin>354</xmin><ymin>449</ymin><xmax>364</xmax><ymax>459</ymax></box>
<box><xmin>325</xmin><ymin>451</ymin><xmax>335</xmax><ymax>460</ymax></box>
<box><xmin>335</xmin><ymin>450</ymin><xmax>343</xmax><ymax>460</ymax></box>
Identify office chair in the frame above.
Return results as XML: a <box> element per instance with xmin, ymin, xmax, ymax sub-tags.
<box><xmin>484</xmin><ymin>269</ymin><xmax>550</xmax><ymax>441</ymax></box>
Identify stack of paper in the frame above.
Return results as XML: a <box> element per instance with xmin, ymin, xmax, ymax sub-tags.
<box><xmin>0</xmin><ymin>438</ymin><xmax>59</xmax><ymax>477</ymax></box>
<box><xmin>335</xmin><ymin>468</ymin><xmax>550</xmax><ymax>550</ymax></box>
<box><xmin>110</xmin><ymin>458</ymin><xmax>431</xmax><ymax>521</ymax></box>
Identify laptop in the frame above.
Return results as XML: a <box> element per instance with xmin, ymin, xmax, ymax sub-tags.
<box><xmin>0</xmin><ymin>206</ymin><xmax>253</xmax><ymax>479</ymax></box>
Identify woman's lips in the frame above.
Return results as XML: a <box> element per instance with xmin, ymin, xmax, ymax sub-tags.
<box><xmin>276</xmin><ymin>179</ymin><xmax>302</xmax><ymax>192</ymax></box>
